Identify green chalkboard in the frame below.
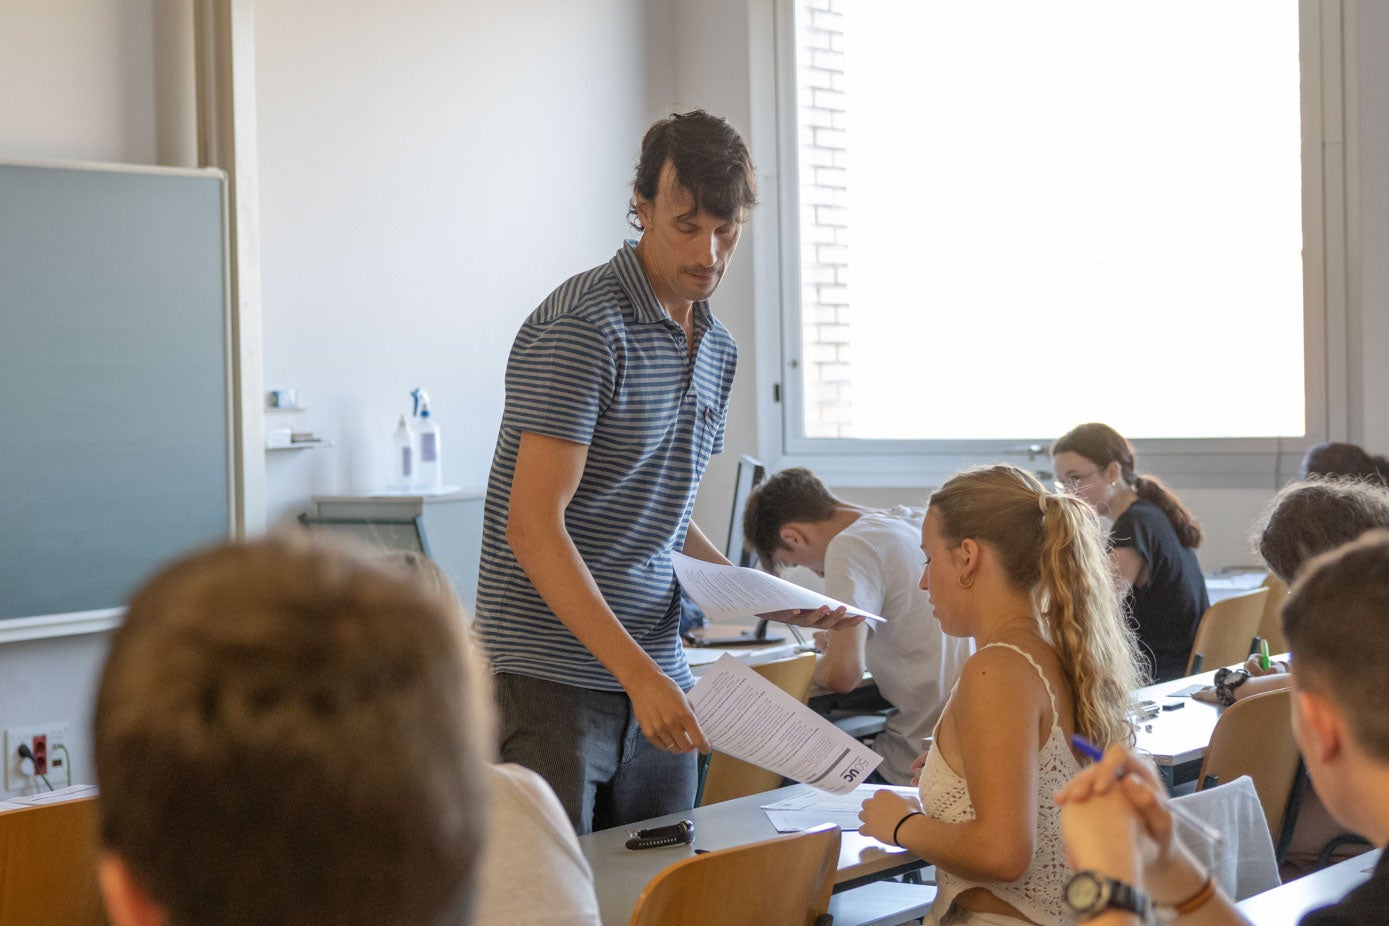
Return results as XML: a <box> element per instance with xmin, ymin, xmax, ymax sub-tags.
<box><xmin>0</xmin><ymin>161</ymin><xmax>234</xmax><ymax>623</ymax></box>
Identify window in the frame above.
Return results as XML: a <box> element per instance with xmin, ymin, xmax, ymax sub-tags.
<box><xmin>774</xmin><ymin>0</ymin><xmax>1336</xmax><ymax>467</ymax></box>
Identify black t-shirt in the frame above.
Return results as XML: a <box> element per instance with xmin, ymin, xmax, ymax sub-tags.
<box><xmin>1110</xmin><ymin>499</ymin><xmax>1210</xmax><ymax>682</ymax></box>
<box><xmin>1300</xmin><ymin>848</ymin><xmax>1389</xmax><ymax>925</ymax></box>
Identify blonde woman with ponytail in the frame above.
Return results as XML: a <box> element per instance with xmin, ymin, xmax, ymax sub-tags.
<box><xmin>859</xmin><ymin>465</ymin><xmax>1141</xmax><ymax>926</ymax></box>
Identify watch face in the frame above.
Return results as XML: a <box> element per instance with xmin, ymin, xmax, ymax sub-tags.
<box><xmin>1066</xmin><ymin>873</ymin><xmax>1104</xmax><ymax>911</ymax></box>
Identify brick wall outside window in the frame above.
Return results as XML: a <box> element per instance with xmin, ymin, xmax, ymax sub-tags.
<box><xmin>795</xmin><ymin>0</ymin><xmax>851</xmax><ymax>438</ymax></box>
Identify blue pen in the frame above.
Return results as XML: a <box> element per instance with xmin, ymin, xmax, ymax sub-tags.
<box><xmin>1070</xmin><ymin>734</ymin><xmax>1223</xmax><ymax>845</ymax></box>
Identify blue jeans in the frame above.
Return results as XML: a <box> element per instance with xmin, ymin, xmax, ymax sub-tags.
<box><xmin>493</xmin><ymin>672</ymin><xmax>697</xmax><ymax>834</ymax></box>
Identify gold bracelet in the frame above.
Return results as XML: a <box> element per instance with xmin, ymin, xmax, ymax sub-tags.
<box><xmin>1172</xmin><ymin>873</ymin><xmax>1216</xmax><ymax>915</ymax></box>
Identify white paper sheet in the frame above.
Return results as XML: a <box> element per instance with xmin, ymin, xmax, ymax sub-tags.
<box><xmin>764</xmin><ymin>810</ymin><xmax>866</xmax><ymax>832</ymax></box>
<box><xmin>689</xmin><ymin>654</ymin><xmax>882</xmax><ymax>795</ymax></box>
<box><xmin>673</xmin><ymin>552</ymin><xmax>885</xmax><ymax>624</ymax></box>
<box><xmin>683</xmin><ymin>643</ymin><xmax>797</xmax><ymax>667</ymax></box>
<box><xmin>0</xmin><ymin>783</ymin><xmax>98</xmax><ymax>812</ymax></box>
<box><xmin>760</xmin><ymin>783</ymin><xmax>919</xmax><ymax>833</ymax></box>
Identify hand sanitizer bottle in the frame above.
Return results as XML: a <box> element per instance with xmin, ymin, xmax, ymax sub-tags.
<box><xmin>392</xmin><ymin>414</ymin><xmax>416</xmax><ymax>490</ymax></box>
<box><xmin>411</xmin><ymin>388</ymin><xmax>443</xmax><ymax>491</ymax></box>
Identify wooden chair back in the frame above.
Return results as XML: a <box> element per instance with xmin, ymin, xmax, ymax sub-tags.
<box><xmin>1256</xmin><ymin>573</ymin><xmax>1289</xmax><ymax>655</ymax></box>
<box><xmin>1187</xmin><ymin>587</ymin><xmax>1270</xmax><ymax>675</ymax></box>
<box><xmin>699</xmin><ymin>653</ymin><xmax>817</xmax><ymax>806</ymax></box>
<box><xmin>0</xmin><ymin>796</ymin><xmax>106</xmax><ymax>925</ymax></box>
<box><xmin>629</xmin><ymin>823</ymin><xmax>840</xmax><ymax>926</ymax></box>
<box><xmin>1197</xmin><ymin>688</ymin><xmax>1301</xmax><ymax>843</ymax></box>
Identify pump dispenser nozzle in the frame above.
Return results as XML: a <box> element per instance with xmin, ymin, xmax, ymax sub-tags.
<box><xmin>410</xmin><ymin>388</ymin><xmax>442</xmax><ymax>490</ymax></box>
<box><xmin>411</xmin><ymin>388</ymin><xmax>431</xmax><ymax>418</ymax></box>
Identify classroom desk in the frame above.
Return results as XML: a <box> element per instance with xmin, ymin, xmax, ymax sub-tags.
<box><xmin>683</xmin><ymin>640</ymin><xmax>799</xmax><ymax>676</ymax></box>
<box><xmin>1130</xmin><ymin>654</ymin><xmax>1291</xmax><ymax>788</ymax></box>
<box><xmin>1132</xmin><ymin>668</ymin><xmax>1225</xmax><ymax>770</ymax></box>
<box><xmin>578</xmin><ymin>784</ymin><xmax>924</xmax><ymax>926</ymax></box>
<box><xmin>1206</xmin><ymin>568</ymin><xmax>1269</xmax><ymax>605</ymax></box>
<box><xmin>1235</xmin><ymin>848</ymin><xmax>1380</xmax><ymax>924</ymax></box>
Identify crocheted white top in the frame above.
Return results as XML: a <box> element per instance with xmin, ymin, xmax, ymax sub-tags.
<box><xmin>918</xmin><ymin>642</ymin><xmax>1080</xmax><ymax>926</ymax></box>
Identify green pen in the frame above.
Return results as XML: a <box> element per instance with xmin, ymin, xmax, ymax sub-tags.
<box><xmin>1259</xmin><ymin>639</ymin><xmax>1271</xmax><ymax>671</ymax></box>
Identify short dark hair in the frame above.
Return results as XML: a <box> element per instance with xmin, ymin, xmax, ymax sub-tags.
<box><xmin>94</xmin><ymin>535</ymin><xmax>490</xmax><ymax>926</ymax></box>
<box><xmin>1300</xmin><ymin>441</ymin><xmax>1389</xmax><ymax>487</ymax></box>
<box><xmin>628</xmin><ymin>109</ymin><xmax>757</xmax><ymax>230</ymax></box>
<box><xmin>1253</xmin><ymin>478</ymin><xmax>1389</xmax><ymax>583</ymax></box>
<box><xmin>1282</xmin><ymin>529</ymin><xmax>1389</xmax><ymax>760</ymax></box>
<box><xmin>742</xmin><ymin>467</ymin><xmax>839</xmax><ymax>573</ymax></box>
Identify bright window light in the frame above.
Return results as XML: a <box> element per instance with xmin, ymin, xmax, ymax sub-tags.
<box><xmin>792</xmin><ymin>1</ymin><xmax>1304</xmax><ymax>441</ymax></box>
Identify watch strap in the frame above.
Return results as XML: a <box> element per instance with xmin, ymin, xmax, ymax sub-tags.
<box><xmin>1068</xmin><ymin>870</ymin><xmax>1153</xmax><ymax>921</ymax></box>
<box><xmin>1101</xmin><ymin>879</ymin><xmax>1152</xmax><ymax>919</ymax></box>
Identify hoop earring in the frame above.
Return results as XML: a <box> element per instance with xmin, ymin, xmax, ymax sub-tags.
<box><xmin>957</xmin><ymin>575</ymin><xmax>974</xmax><ymax>589</ymax></box>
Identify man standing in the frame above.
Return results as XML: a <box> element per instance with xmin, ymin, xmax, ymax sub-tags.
<box><xmin>743</xmin><ymin>467</ymin><xmax>974</xmax><ymax>785</ymax></box>
<box><xmin>475</xmin><ymin>111</ymin><xmax>846</xmax><ymax>833</ymax></box>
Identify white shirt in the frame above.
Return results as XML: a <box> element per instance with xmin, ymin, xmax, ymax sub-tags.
<box><xmin>824</xmin><ymin>506</ymin><xmax>974</xmax><ymax>784</ymax></box>
<box><xmin>472</xmin><ymin>763</ymin><xmax>602</xmax><ymax>925</ymax></box>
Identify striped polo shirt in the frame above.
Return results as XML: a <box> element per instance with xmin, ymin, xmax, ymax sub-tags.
<box><xmin>473</xmin><ymin>242</ymin><xmax>737</xmax><ymax>692</ymax></box>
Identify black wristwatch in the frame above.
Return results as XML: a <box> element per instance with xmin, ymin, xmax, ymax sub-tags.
<box><xmin>1064</xmin><ymin>870</ymin><xmax>1152</xmax><ymax>921</ymax></box>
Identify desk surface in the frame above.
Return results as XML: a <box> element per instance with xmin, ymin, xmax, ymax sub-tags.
<box><xmin>1132</xmin><ymin>668</ymin><xmax>1225</xmax><ymax>767</ymax></box>
<box><xmin>1130</xmin><ymin>654</ymin><xmax>1291</xmax><ymax>768</ymax></box>
<box><xmin>682</xmin><ymin>622</ymin><xmax>801</xmax><ymax>675</ymax></box>
<box><xmin>578</xmin><ymin>785</ymin><xmax>922</xmax><ymax>926</ymax></box>
<box><xmin>1236</xmin><ymin>848</ymin><xmax>1380</xmax><ymax>924</ymax></box>
<box><xmin>1205</xmin><ymin>569</ymin><xmax>1269</xmax><ymax>604</ymax></box>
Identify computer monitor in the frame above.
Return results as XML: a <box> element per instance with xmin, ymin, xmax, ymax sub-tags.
<box><xmin>725</xmin><ymin>455</ymin><xmax>766</xmax><ymax>567</ymax></box>
<box><xmin>689</xmin><ymin>455</ymin><xmax>787</xmax><ymax>647</ymax></box>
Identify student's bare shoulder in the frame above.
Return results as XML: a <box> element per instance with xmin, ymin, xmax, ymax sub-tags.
<box><xmin>954</xmin><ymin>642</ymin><xmax>1055</xmax><ymax>705</ymax></box>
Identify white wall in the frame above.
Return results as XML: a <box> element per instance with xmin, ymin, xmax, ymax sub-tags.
<box><xmin>1355</xmin><ymin>1</ymin><xmax>1389</xmax><ymax>451</ymax></box>
<box><xmin>0</xmin><ymin>0</ymin><xmax>156</xmax><ymax>163</ymax></box>
<box><xmin>669</xmin><ymin>0</ymin><xmax>767</xmax><ymax>550</ymax></box>
<box><xmin>254</xmin><ymin>0</ymin><xmax>666</xmax><ymax>525</ymax></box>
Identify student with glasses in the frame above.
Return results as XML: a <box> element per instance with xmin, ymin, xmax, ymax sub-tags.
<box><xmin>1052</xmin><ymin>423</ymin><xmax>1208</xmax><ymax>682</ymax></box>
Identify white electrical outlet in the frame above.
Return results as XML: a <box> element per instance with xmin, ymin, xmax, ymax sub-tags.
<box><xmin>4</xmin><ymin>724</ymin><xmax>70</xmax><ymax>792</ymax></box>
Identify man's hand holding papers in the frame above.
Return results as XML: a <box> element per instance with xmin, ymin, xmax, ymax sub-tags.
<box><xmin>672</xmin><ymin>552</ymin><xmax>883</xmax><ymax>630</ymax></box>
<box><xmin>688</xmin><ymin>654</ymin><xmax>881</xmax><ymax>795</ymax></box>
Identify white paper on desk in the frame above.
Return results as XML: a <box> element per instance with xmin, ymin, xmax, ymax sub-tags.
<box><xmin>761</xmin><ymin>784</ymin><xmax>917</xmax><ymax>832</ymax></box>
<box><xmin>765</xmin><ymin>810</ymin><xmax>865</xmax><ymax>832</ymax></box>
<box><xmin>672</xmin><ymin>552</ymin><xmax>885</xmax><ymax>624</ymax></box>
<box><xmin>0</xmin><ymin>784</ymin><xmax>98</xmax><ymax>812</ymax></box>
<box><xmin>689</xmin><ymin>654</ymin><xmax>881</xmax><ymax>795</ymax></box>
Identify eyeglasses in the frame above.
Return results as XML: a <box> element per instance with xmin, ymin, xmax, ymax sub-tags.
<box><xmin>1054</xmin><ymin>468</ymin><xmax>1102</xmax><ymax>492</ymax></box>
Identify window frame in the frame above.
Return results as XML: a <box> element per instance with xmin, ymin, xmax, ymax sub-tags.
<box><xmin>751</xmin><ymin>0</ymin><xmax>1350</xmax><ymax>490</ymax></box>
